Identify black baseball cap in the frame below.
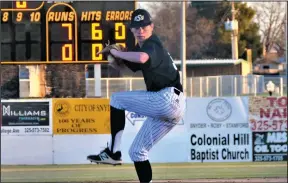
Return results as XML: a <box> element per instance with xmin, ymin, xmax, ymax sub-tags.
<box><xmin>129</xmin><ymin>9</ymin><xmax>152</xmax><ymax>28</ymax></box>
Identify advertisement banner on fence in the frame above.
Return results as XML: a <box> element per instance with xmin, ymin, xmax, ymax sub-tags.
<box><xmin>249</xmin><ymin>97</ymin><xmax>287</xmax><ymax>132</ymax></box>
<box><xmin>186</xmin><ymin>97</ymin><xmax>252</xmax><ymax>162</ymax></box>
<box><xmin>52</xmin><ymin>98</ymin><xmax>110</xmax><ymax>135</ymax></box>
<box><xmin>1</xmin><ymin>100</ymin><xmax>52</xmax><ymax>135</ymax></box>
<box><xmin>252</xmin><ymin>131</ymin><xmax>287</xmax><ymax>162</ymax></box>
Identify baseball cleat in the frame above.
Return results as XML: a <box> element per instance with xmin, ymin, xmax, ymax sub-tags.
<box><xmin>87</xmin><ymin>147</ymin><xmax>122</xmax><ymax>165</ymax></box>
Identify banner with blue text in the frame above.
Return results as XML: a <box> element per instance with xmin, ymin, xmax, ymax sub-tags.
<box><xmin>186</xmin><ymin>97</ymin><xmax>252</xmax><ymax>162</ymax></box>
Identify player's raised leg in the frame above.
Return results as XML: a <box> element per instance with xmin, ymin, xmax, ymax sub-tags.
<box><xmin>87</xmin><ymin>89</ymin><xmax>175</xmax><ymax>164</ymax></box>
<box><xmin>110</xmin><ymin>88</ymin><xmax>183</xmax><ymax>119</ymax></box>
<box><xmin>87</xmin><ymin>88</ymin><xmax>185</xmax><ymax>165</ymax></box>
<box><xmin>87</xmin><ymin>90</ymin><xmax>150</xmax><ymax>165</ymax></box>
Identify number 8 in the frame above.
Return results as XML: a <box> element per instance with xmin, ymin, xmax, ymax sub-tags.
<box><xmin>2</xmin><ymin>12</ymin><xmax>9</xmax><ymax>22</ymax></box>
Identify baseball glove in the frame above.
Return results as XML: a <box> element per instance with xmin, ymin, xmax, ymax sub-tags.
<box><xmin>97</xmin><ymin>41</ymin><xmax>127</xmax><ymax>70</ymax></box>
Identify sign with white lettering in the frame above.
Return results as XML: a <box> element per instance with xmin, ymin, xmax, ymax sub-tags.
<box><xmin>186</xmin><ymin>97</ymin><xmax>252</xmax><ymax>162</ymax></box>
<box><xmin>252</xmin><ymin>131</ymin><xmax>287</xmax><ymax>162</ymax></box>
<box><xmin>1</xmin><ymin>100</ymin><xmax>52</xmax><ymax>135</ymax></box>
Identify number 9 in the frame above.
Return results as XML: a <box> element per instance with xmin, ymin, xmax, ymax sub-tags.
<box><xmin>16</xmin><ymin>12</ymin><xmax>23</xmax><ymax>22</ymax></box>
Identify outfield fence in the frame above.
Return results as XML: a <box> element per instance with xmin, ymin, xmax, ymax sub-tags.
<box><xmin>19</xmin><ymin>75</ymin><xmax>286</xmax><ymax>98</ymax></box>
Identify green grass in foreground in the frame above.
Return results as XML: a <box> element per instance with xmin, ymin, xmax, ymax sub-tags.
<box><xmin>1</xmin><ymin>162</ymin><xmax>287</xmax><ymax>182</ymax></box>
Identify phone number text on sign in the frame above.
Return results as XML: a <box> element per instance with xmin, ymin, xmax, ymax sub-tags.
<box><xmin>1</xmin><ymin>127</ymin><xmax>50</xmax><ymax>135</ymax></box>
<box><xmin>249</xmin><ymin>97</ymin><xmax>287</xmax><ymax>132</ymax></box>
<box><xmin>250</xmin><ymin>119</ymin><xmax>286</xmax><ymax>131</ymax></box>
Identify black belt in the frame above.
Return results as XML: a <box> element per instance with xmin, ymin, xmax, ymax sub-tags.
<box><xmin>174</xmin><ymin>88</ymin><xmax>181</xmax><ymax>95</ymax></box>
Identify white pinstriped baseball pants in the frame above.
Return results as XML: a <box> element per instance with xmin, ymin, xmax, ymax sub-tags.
<box><xmin>110</xmin><ymin>87</ymin><xmax>186</xmax><ymax>162</ymax></box>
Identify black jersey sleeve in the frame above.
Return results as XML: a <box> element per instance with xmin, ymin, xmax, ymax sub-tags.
<box><xmin>123</xmin><ymin>60</ymin><xmax>141</xmax><ymax>72</ymax></box>
<box><xmin>139</xmin><ymin>41</ymin><xmax>161</xmax><ymax>69</ymax></box>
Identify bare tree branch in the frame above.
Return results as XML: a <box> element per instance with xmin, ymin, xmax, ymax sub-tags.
<box><xmin>252</xmin><ymin>2</ymin><xmax>286</xmax><ymax>54</ymax></box>
<box><xmin>146</xmin><ymin>2</ymin><xmax>214</xmax><ymax>59</ymax></box>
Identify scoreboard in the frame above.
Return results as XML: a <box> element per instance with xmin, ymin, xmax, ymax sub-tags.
<box><xmin>0</xmin><ymin>1</ymin><xmax>136</xmax><ymax>64</ymax></box>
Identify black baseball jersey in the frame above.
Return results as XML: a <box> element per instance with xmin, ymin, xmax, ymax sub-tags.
<box><xmin>124</xmin><ymin>34</ymin><xmax>183</xmax><ymax>92</ymax></box>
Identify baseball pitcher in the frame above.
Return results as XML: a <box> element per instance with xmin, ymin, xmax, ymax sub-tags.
<box><xmin>87</xmin><ymin>9</ymin><xmax>186</xmax><ymax>183</ymax></box>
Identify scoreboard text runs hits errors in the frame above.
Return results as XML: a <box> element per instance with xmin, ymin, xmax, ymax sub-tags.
<box><xmin>0</xmin><ymin>1</ymin><xmax>136</xmax><ymax>64</ymax></box>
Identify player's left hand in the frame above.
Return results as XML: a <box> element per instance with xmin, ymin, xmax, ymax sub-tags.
<box><xmin>96</xmin><ymin>40</ymin><xmax>126</xmax><ymax>56</ymax></box>
<box><xmin>107</xmin><ymin>54</ymin><xmax>125</xmax><ymax>70</ymax></box>
<box><xmin>96</xmin><ymin>41</ymin><xmax>126</xmax><ymax>70</ymax></box>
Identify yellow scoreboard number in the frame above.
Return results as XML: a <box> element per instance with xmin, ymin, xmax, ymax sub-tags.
<box><xmin>0</xmin><ymin>1</ymin><xmax>136</xmax><ymax>64</ymax></box>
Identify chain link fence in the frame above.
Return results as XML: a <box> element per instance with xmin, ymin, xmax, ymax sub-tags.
<box><xmin>20</xmin><ymin>75</ymin><xmax>287</xmax><ymax>98</ymax></box>
<box><xmin>186</xmin><ymin>75</ymin><xmax>265</xmax><ymax>97</ymax></box>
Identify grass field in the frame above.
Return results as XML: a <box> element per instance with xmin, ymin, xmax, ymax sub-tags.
<box><xmin>1</xmin><ymin>162</ymin><xmax>287</xmax><ymax>182</ymax></box>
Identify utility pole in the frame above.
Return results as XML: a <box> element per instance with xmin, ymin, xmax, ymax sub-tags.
<box><xmin>231</xmin><ymin>1</ymin><xmax>238</xmax><ymax>60</ymax></box>
<box><xmin>181</xmin><ymin>1</ymin><xmax>187</xmax><ymax>96</ymax></box>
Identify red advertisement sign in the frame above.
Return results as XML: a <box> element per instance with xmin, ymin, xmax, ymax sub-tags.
<box><xmin>249</xmin><ymin>97</ymin><xmax>287</xmax><ymax>132</ymax></box>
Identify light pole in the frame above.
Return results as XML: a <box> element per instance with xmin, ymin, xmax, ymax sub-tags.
<box><xmin>225</xmin><ymin>1</ymin><xmax>239</xmax><ymax>60</ymax></box>
<box><xmin>231</xmin><ymin>1</ymin><xmax>238</xmax><ymax>60</ymax></box>
<box><xmin>181</xmin><ymin>1</ymin><xmax>187</xmax><ymax>96</ymax></box>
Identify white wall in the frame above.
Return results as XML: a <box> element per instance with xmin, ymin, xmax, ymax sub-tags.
<box><xmin>1</xmin><ymin>136</ymin><xmax>53</xmax><ymax>165</ymax></box>
<box><xmin>53</xmin><ymin>134</ymin><xmax>110</xmax><ymax>164</ymax></box>
<box><xmin>1</xmin><ymin>97</ymin><xmax>254</xmax><ymax>165</ymax></box>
